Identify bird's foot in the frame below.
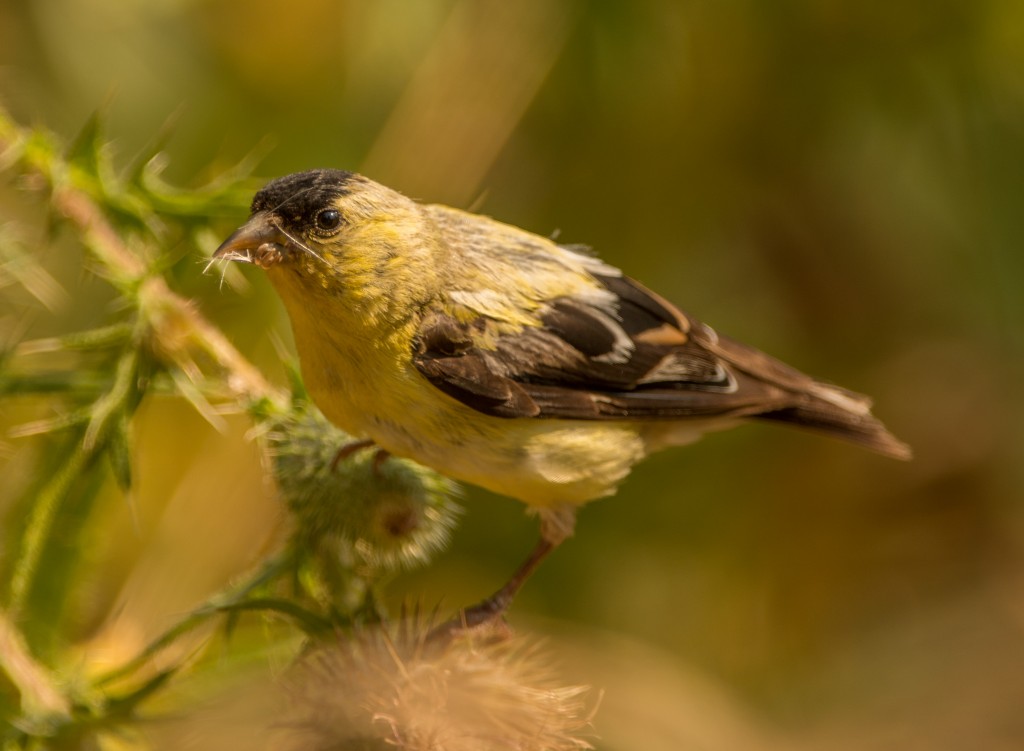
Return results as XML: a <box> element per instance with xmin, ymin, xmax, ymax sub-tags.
<box><xmin>428</xmin><ymin>536</ymin><xmax>556</xmax><ymax>642</ymax></box>
<box><xmin>330</xmin><ymin>439</ymin><xmax>390</xmax><ymax>474</ymax></box>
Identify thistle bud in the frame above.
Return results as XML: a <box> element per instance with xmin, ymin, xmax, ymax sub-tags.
<box><xmin>261</xmin><ymin>398</ymin><xmax>461</xmax><ymax>572</ymax></box>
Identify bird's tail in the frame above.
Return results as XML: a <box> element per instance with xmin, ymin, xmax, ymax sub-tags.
<box><xmin>752</xmin><ymin>396</ymin><xmax>912</xmax><ymax>460</ymax></box>
<box><xmin>709</xmin><ymin>333</ymin><xmax>912</xmax><ymax>460</ymax></box>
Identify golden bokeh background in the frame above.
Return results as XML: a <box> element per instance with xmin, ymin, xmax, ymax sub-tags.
<box><xmin>2</xmin><ymin>1</ymin><xmax>1022</xmax><ymax>748</ymax></box>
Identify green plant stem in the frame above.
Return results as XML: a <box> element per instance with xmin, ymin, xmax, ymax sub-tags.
<box><xmin>0</xmin><ymin>609</ymin><xmax>70</xmax><ymax>719</ymax></box>
<box><xmin>0</xmin><ymin>106</ymin><xmax>277</xmax><ymax>404</ymax></box>
<box><xmin>94</xmin><ymin>550</ymin><xmax>300</xmax><ymax>689</ymax></box>
<box><xmin>6</xmin><ymin>432</ymin><xmax>93</xmax><ymax>617</ymax></box>
<box><xmin>0</xmin><ymin>107</ymin><xmax>309</xmax><ymax>738</ymax></box>
<box><xmin>83</xmin><ymin>348</ymin><xmax>138</xmax><ymax>451</ymax></box>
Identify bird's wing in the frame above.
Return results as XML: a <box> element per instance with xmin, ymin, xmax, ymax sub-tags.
<box><xmin>412</xmin><ymin>269</ymin><xmax>911</xmax><ymax>459</ymax></box>
<box><xmin>412</xmin><ymin>271</ymin><xmax>799</xmax><ymax>421</ymax></box>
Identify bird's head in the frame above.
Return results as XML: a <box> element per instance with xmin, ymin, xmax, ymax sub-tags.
<box><xmin>214</xmin><ymin>169</ymin><xmax>428</xmax><ymax>302</ymax></box>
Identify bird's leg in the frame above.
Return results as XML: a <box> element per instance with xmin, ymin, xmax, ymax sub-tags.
<box><xmin>457</xmin><ymin>536</ymin><xmax>557</xmax><ymax>629</ymax></box>
<box><xmin>431</xmin><ymin>505</ymin><xmax>577</xmax><ymax>639</ymax></box>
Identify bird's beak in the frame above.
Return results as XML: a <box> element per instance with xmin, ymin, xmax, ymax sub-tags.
<box><xmin>213</xmin><ymin>212</ymin><xmax>290</xmax><ymax>269</ymax></box>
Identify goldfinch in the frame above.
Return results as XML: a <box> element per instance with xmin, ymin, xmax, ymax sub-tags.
<box><xmin>215</xmin><ymin>169</ymin><xmax>910</xmax><ymax>621</ymax></box>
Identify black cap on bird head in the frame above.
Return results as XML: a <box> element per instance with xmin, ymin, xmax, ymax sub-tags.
<box><xmin>250</xmin><ymin>169</ymin><xmax>356</xmax><ymax>223</ymax></box>
<box><xmin>213</xmin><ymin>169</ymin><xmax>356</xmax><ymax>268</ymax></box>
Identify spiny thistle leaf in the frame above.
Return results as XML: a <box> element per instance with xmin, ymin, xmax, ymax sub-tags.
<box><xmin>65</xmin><ymin>111</ymin><xmax>110</xmax><ymax>192</ymax></box>
<box><xmin>133</xmin><ymin>134</ymin><xmax>270</xmax><ymax>223</ymax></box>
<box><xmin>63</xmin><ymin>111</ymin><xmax>161</xmax><ymax>236</ymax></box>
<box><xmin>105</xmin><ymin>410</ymin><xmax>132</xmax><ymax>491</ymax></box>
<box><xmin>213</xmin><ymin>597</ymin><xmax>335</xmax><ymax>636</ymax></box>
<box><xmin>124</xmin><ymin>109</ymin><xmax>184</xmax><ymax>188</ymax></box>
<box><xmin>0</xmin><ymin>225</ymin><xmax>69</xmax><ymax>312</ymax></box>
<box><xmin>16</xmin><ymin>322</ymin><xmax>135</xmax><ymax>354</ymax></box>
<box><xmin>7</xmin><ymin>406</ymin><xmax>95</xmax><ymax>438</ymax></box>
<box><xmin>82</xmin><ymin>349</ymin><xmax>139</xmax><ymax>451</ymax></box>
<box><xmin>0</xmin><ymin>371</ymin><xmax>110</xmax><ymax>398</ymax></box>
<box><xmin>103</xmin><ymin>666</ymin><xmax>180</xmax><ymax>719</ymax></box>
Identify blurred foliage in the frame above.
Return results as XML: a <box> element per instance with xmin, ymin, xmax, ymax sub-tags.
<box><xmin>1</xmin><ymin>0</ymin><xmax>1022</xmax><ymax>749</ymax></box>
<box><xmin>0</xmin><ymin>106</ymin><xmax>467</xmax><ymax>747</ymax></box>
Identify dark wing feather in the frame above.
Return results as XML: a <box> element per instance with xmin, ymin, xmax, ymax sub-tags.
<box><xmin>413</xmin><ymin>274</ymin><xmax>779</xmax><ymax>419</ymax></box>
<box><xmin>414</xmin><ymin>347</ymin><xmax>540</xmax><ymax>418</ymax></box>
<box><xmin>412</xmin><ymin>274</ymin><xmax>911</xmax><ymax>459</ymax></box>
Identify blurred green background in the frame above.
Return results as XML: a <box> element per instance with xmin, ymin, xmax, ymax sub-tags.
<box><xmin>2</xmin><ymin>0</ymin><xmax>1022</xmax><ymax>748</ymax></box>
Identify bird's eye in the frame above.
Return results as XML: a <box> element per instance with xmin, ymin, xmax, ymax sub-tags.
<box><xmin>314</xmin><ymin>208</ymin><xmax>343</xmax><ymax>233</ymax></box>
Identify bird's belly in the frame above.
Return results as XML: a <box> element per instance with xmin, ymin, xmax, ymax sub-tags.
<box><xmin>382</xmin><ymin>416</ymin><xmax>649</xmax><ymax>508</ymax></box>
<box><xmin>294</xmin><ymin>329</ymin><xmax>652</xmax><ymax>507</ymax></box>
<box><xmin>311</xmin><ymin>372</ymin><xmax>648</xmax><ymax>507</ymax></box>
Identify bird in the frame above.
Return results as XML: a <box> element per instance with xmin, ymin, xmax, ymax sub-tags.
<box><xmin>214</xmin><ymin>168</ymin><xmax>910</xmax><ymax>625</ymax></box>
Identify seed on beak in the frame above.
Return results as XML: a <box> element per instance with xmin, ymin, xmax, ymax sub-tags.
<box><xmin>213</xmin><ymin>212</ymin><xmax>289</xmax><ymax>268</ymax></box>
<box><xmin>252</xmin><ymin>242</ymin><xmax>285</xmax><ymax>268</ymax></box>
